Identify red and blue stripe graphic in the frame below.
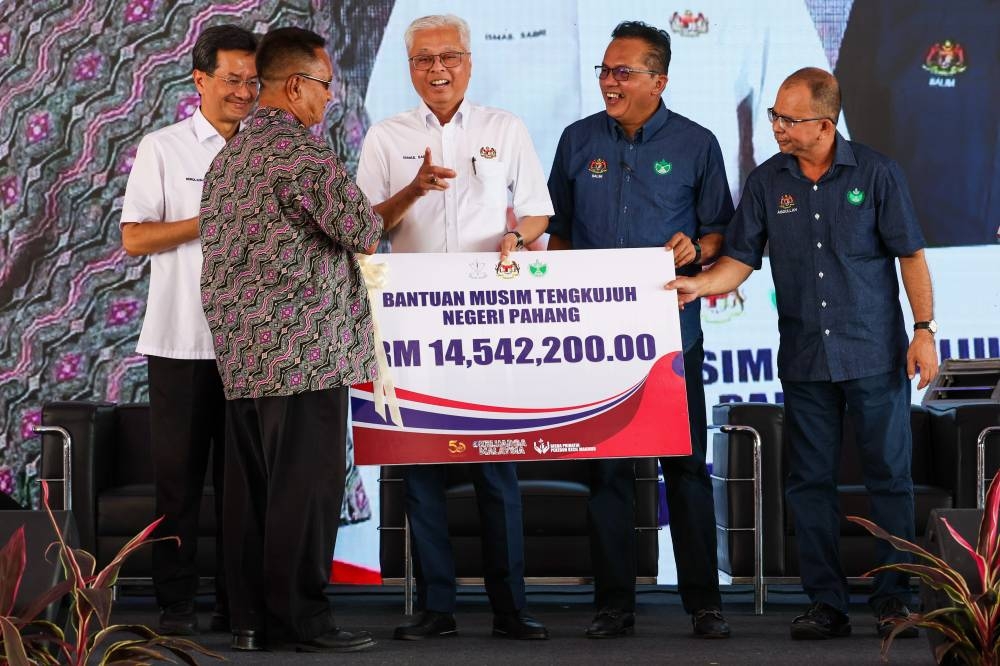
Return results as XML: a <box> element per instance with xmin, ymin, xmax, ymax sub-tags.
<box><xmin>352</xmin><ymin>352</ymin><xmax>692</xmax><ymax>464</ymax></box>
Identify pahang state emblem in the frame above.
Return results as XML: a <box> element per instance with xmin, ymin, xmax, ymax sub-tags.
<box><xmin>670</xmin><ymin>10</ymin><xmax>709</xmax><ymax>36</ymax></box>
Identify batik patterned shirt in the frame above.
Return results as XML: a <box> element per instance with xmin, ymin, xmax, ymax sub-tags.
<box><xmin>200</xmin><ymin>106</ymin><xmax>382</xmax><ymax>399</ymax></box>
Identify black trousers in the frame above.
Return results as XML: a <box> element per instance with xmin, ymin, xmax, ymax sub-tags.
<box><xmin>588</xmin><ymin>338</ymin><xmax>721</xmax><ymax>614</ymax></box>
<box><xmin>147</xmin><ymin>355</ymin><xmax>226</xmax><ymax>609</ymax></box>
<box><xmin>223</xmin><ymin>387</ymin><xmax>348</xmax><ymax>641</ymax></box>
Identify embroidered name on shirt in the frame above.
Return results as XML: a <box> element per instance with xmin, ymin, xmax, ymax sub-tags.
<box><xmin>402</xmin><ymin>154</ymin><xmax>423</xmax><ymax>160</ymax></box>
<box><xmin>185</xmin><ymin>177</ymin><xmax>203</xmax><ymax>182</ymax></box>
<box><xmin>777</xmin><ymin>193</ymin><xmax>797</xmax><ymax>215</ymax></box>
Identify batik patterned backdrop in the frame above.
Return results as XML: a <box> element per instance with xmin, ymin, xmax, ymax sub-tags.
<box><xmin>0</xmin><ymin>0</ymin><xmax>392</xmax><ymax>517</ymax></box>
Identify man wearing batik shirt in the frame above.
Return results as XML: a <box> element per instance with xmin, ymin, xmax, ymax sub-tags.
<box><xmin>200</xmin><ymin>27</ymin><xmax>381</xmax><ymax>654</ymax></box>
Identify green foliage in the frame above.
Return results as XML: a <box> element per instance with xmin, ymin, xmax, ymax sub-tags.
<box><xmin>848</xmin><ymin>473</ymin><xmax>1000</xmax><ymax>665</ymax></box>
<box><xmin>0</xmin><ymin>481</ymin><xmax>223</xmax><ymax>665</ymax></box>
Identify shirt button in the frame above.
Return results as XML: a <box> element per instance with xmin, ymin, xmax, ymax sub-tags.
<box><xmin>814</xmin><ymin>213</ymin><xmax>821</xmax><ymax>220</ymax></box>
<box><xmin>813</xmin><ymin>185</ymin><xmax>818</xmax><ymax>191</ymax></box>
<box><xmin>816</xmin><ymin>242</ymin><xmax>822</xmax><ymax>248</ymax></box>
<box><xmin>819</xmin><ymin>272</ymin><xmax>824</xmax><ymax>278</ymax></box>
<box><xmin>824</xmin><ymin>329</ymin><xmax>830</xmax><ymax>336</ymax></box>
<box><xmin>821</xmin><ymin>301</ymin><xmax>827</xmax><ymax>308</ymax></box>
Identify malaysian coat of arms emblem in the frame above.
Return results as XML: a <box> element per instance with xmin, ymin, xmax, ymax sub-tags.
<box><xmin>922</xmin><ymin>40</ymin><xmax>967</xmax><ymax>76</ymax></box>
<box><xmin>670</xmin><ymin>10</ymin><xmax>709</xmax><ymax>36</ymax></box>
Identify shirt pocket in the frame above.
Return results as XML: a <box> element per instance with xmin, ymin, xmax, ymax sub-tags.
<box><xmin>836</xmin><ymin>206</ymin><xmax>879</xmax><ymax>257</ymax></box>
<box><xmin>469</xmin><ymin>159</ymin><xmax>509</xmax><ymax>210</ymax></box>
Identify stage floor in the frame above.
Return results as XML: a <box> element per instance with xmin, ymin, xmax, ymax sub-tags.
<box><xmin>106</xmin><ymin>585</ymin><xmax>935</xmax><ymax>664</ymax></box>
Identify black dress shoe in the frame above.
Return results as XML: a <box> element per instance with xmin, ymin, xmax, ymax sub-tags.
<box><xmin>295</xmin><ymin>627</ymin><xmax>376</xmax><ymax>653</ymax></box>
<box><xmin>394</xmin><ymin>611</ymin><xmax>458</xmax><ymax>640</ymax></box>
<box><xmin>585</xmin><ymin>608</ymin><xmax>635</xmax><ymax>638</ymax></box>
<box><xmin>790</xmin><ymin>602</ymin><xmax>852</xmax><ymax>640</ymax></box>
<box><xmin>492</xmin><ymin>610</ymin><xmax>548</xmax><ymax>640</ymax></box>
<box><xmin>159</xmin><ymin>600</ymin><xmax>197</xmax><ymax>636</ymax></box>
<box><xmin>875</xmin><ymin>597</ymin><xmax>919</xmax><ymax>639</ymax></box>
<box><xmin>692</xmin><ymin>608</ymin><xmax>731</xmax><ymax>638</ymax></box>
<box><xmin>231</xmin><ymin>629</ymin><xmax>263</xmax><ymax>651</ymax></box>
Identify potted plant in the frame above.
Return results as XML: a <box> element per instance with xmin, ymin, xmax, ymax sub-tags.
<box><xmin>848</xmin><ymin>473</ymin><xmax>1000</xmax><ymax>665</ymax></box>
<box><xmin>0</xmin><ymin>481</ymin><xmax>222</xmax><ymax>664</ymax></box>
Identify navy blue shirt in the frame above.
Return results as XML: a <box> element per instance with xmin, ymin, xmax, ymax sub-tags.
<box><xmin>547</xmin><ymin>104</ymin><xmax>734</xmax><ymax>349</ymax></box>
<box><xmin>725</xmin><ymin>133</ymin><xmax>926</xmax><ymax>382</ymax></box>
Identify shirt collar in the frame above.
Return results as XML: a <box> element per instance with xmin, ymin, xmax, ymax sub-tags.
<box><xmin>606</xmin><ymin>101</ymin><xmax>670</xmax><ymax>143</ymax></box>
<box><xmin>192</xmin><ymin>107</ymin><xmax>225</xmax><ymax>143</ymax></box>
<box><xmin>251</xmin><ymin>105</ymin><xmax>304</xmax><ymax>128</ymax></box>
<box><xmin>420</xmin><ymin>98</ymin><xmax>469</xmax><ymax>129</ymax></box>
<box><xmin>779</xmin><ymin>131</ymin><xmax>858</xmax><ymax>178</ymax></box>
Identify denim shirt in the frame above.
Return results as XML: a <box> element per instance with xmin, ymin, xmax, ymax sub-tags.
<box><xmin>724</xmin><ymin>133</ymin><xmax>925</xmax><ymax>382</ymax></box>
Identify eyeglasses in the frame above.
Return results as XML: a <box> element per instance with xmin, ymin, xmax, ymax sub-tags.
<box><xmin>595</xmin><ymin>65</ymin><xmax>662</xmax><ymax>81</ymax></box>
<box><xmin>767</xmin><ymin>107</ymin><xmax>832</xmax><ymax>129</ymax></box>
<box><xmin>294</xmin><ymin>72</ymin><xmax>335</xmax><ymax>90</ymax></box>
<box><xmin>408</xmin><ymin>51</ymin><xmax>469</xmax><ymax>70</ymax></box>
<box><xmin>204</xmin><ymin>71</ymin><xmax>260</xmax><ymax>93</ymax></box>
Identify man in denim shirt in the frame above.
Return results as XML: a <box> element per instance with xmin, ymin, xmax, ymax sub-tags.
<box><xmin>671</xmin><ymin>67</ymin><xmax>939</xmax><ymax>641</ymax></box>
<box><xmin>547</xmin><ymin>21</ymin><xmax>733</xmax><ymax>639</ymax></box>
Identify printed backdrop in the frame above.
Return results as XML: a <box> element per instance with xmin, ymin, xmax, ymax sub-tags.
<box><xmin>0</xmin><ymin>0</ymin><xmax>393</xmax><ymax>512</ymax></box>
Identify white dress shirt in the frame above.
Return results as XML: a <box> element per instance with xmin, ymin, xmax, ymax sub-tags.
<box><xmin>120</xmin><ymin>108</ymin><xmax>224</xmax><ymax>359</ymax></box>
<box><xmin>356</xmin><ymin>100</ymin><xmax>554</xmax><ymax>253</ymax></box>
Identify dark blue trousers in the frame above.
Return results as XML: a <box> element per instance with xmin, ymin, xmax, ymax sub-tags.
<box><xmin>403</xmin><ymin>462</ymin><xmax>526</xmax><ymax>614</ymax></box>
<box><xmin>783</xmin><ymin>368</ymin><xmax>915</xmax><ymax>614</ymax></box>
<box><xmin>589</xmin><ymin>338</ymin><xmax>722</xmax><ymax>613</ymax></box>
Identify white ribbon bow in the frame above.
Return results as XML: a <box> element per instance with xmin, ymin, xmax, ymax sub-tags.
<box><xmin>356</xmin><ymin>254</ymin><xmax>404</xmax><ymax>427</ymax></box>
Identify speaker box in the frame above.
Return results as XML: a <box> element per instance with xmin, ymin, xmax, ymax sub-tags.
<box><xmin>0</xmin><ymin>510</ymin><xmax>78</xmax><ymax>624</ymax></box>
<box><xmin>923</xmin><ymin>508</ymin><xmax>983</xmax><ymax>664</ymax></box>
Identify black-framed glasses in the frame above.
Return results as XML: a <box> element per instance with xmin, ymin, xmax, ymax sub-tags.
<box><xmin>295</xmin><ymin>72</ymin><xmax>334</xmax><ymax>90</ymax></box>
<box><xmin>408</xmin><ymin>51</ymin><xmax>469</xmax><ymax>70</ymax></box>
<box><xmin>204</xmin><ymin>71</ymin><xmax>260</xmax><ymax>93</ymax></box>
<box><xmin>767</xmin><ymin>107</ymin><xmax>832</xmax><ymax>129</ymax></box>
<box><xmin>595</xmin><ymin>65</ymin><xmax>662</xmax><ymax>81</ymax></box>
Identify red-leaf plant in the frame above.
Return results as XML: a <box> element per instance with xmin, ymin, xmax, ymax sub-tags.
<box><xmin>0</xmin><ymin>480</ymin><xmax>222</xmax><ymax>665</ymax></box>
<box><xmin>848</xmin><ymin>472</ymin><xmax>1000</xmax><ymax>665</ymax></box>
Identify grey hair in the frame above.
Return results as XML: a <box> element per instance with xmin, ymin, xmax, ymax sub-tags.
<box><xmin>404</xmin><ymin>14</ymin><xmax>471</xmax><ymax>52</ymax></box>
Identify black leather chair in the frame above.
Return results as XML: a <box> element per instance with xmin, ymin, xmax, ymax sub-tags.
<box><xmin>36</xmin><ymin>401</ymin><xmax>218</xmax><ymax>582</ymax></box>
<box><xmin>712</xmin><ymin>401</ymin><xmax>1000</xmax><ymax>610</ymax></box>
<box><xmin>380</xmin><ymin>459</ymin><xmax>660</xmax><ymax>613</ymax></box>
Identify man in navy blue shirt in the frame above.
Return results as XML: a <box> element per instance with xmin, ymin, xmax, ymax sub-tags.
<box><xmin>671</xmin><ymin>67</ymin><xmax>940</xmax><ymax>641</ymax></box>
<box><xmin>547</xmin><ymin>21</ymin><xmax>733</xmax><ymax>640</ymax></box>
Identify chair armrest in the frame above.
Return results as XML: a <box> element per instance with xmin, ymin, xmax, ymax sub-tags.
<box><xmin>712</xmin><ymin>402</ymin><xmax>786</xmax><ymax>575</ymax></box>
<box><xmin>39</xmin><ymin>401</ymin><xmax>117</xmax><ymax>554</ymax></box>
<box><xmin>928</xmin><ymin>403</ymin><xmax>1000</xmax><ymax>508</ymax></box>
